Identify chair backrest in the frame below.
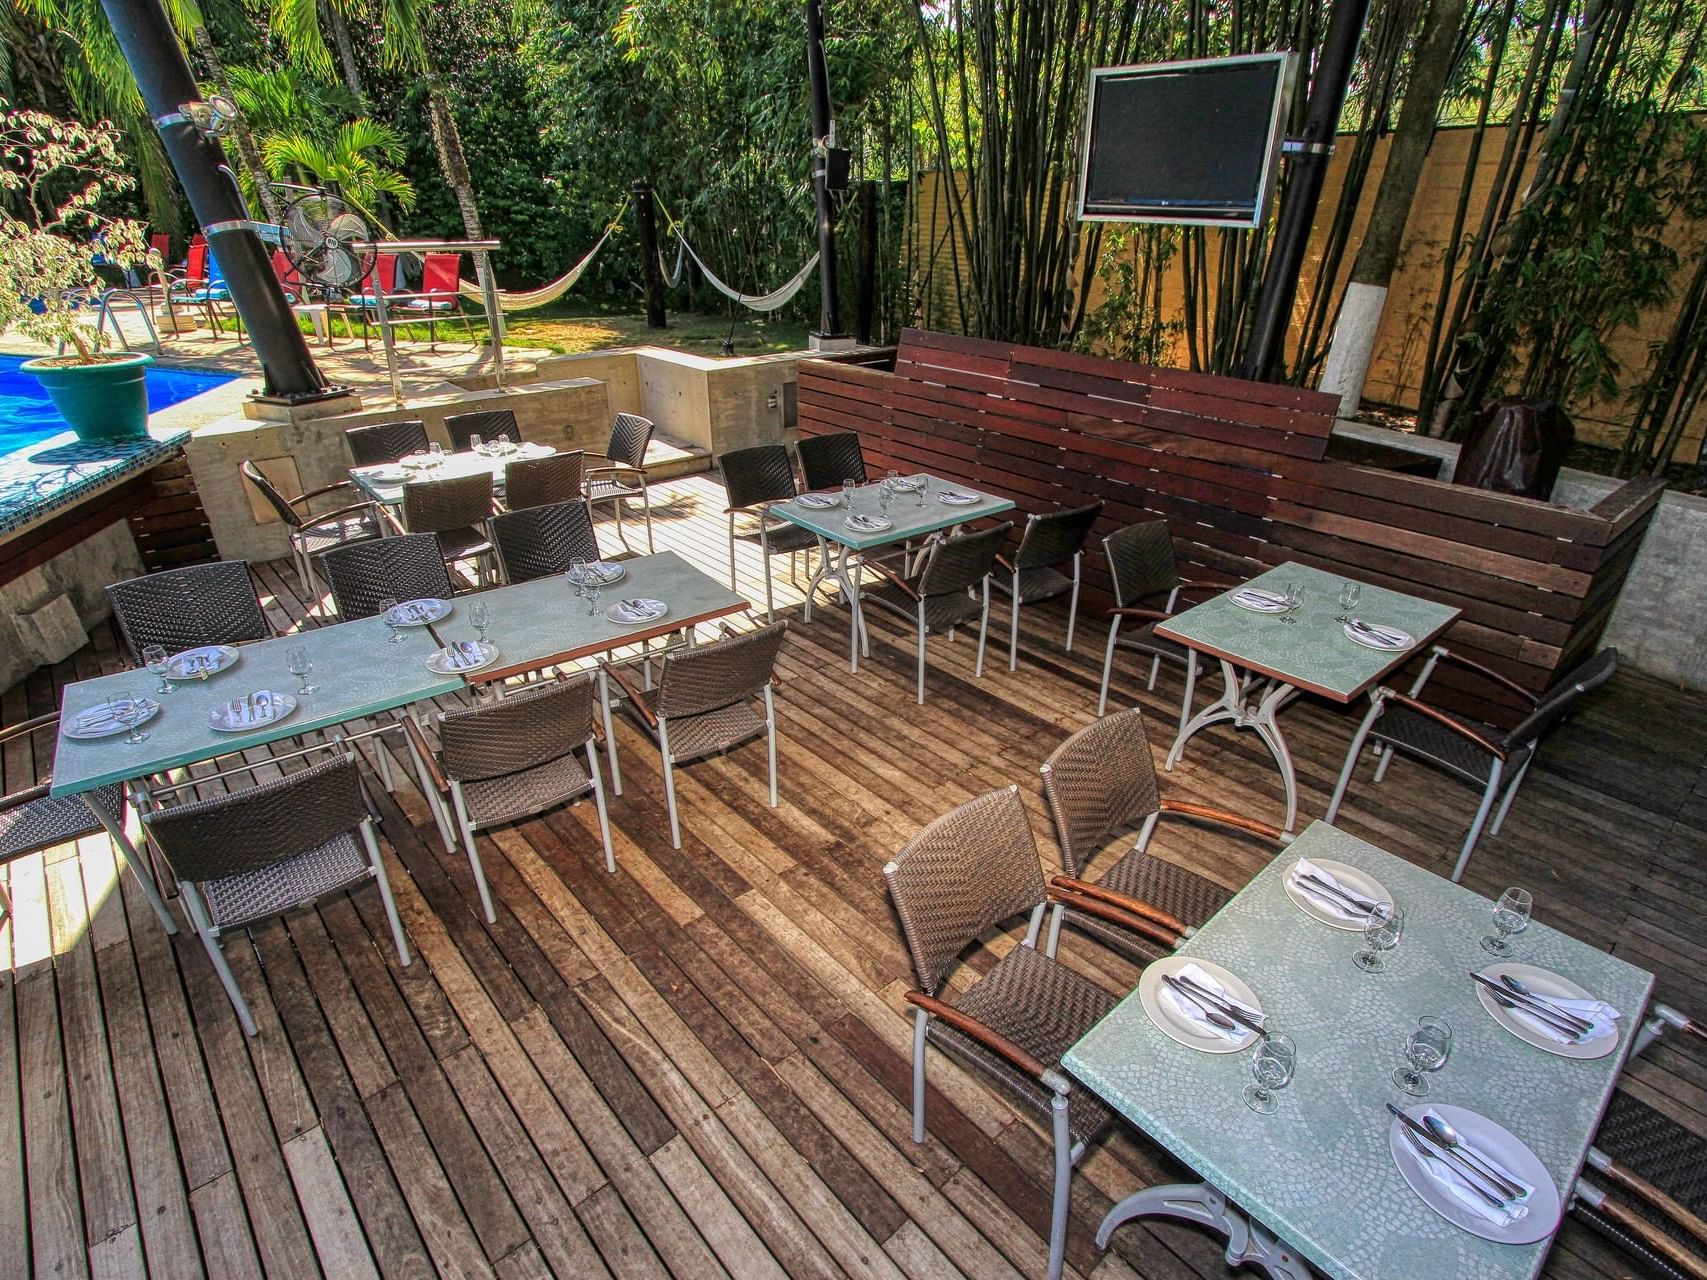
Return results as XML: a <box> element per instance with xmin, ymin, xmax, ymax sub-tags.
<box><xmin>346</xmin><ymin>419</ymin><xmax>429</xmax><ymax>467</ymax></box>
<box><xmin>240</xmin><ymin>459</ymin><xmax>304</xmax><ymax>530</ymax></box>
<box><xmin>1103</xmin><ymin>520</ymin><xmax>1180</xmax><ymax>606</ymax></box>
<box><xmin>655</xmin><ymin>621</ymin><xmax>788</xmax><ymax>720</ymax></box>
<box><xmin>106</xmin><ymin>561</ymin><xmax>269</xmax><ymax>661</ymax></box>
<box><xmin>489</xmin><ymin>500</ymin><xmax>600</xmax><ymax>583</ymax></box>
<box><xmin>797</xmin><ymin>432</ymin><xmax>867</xmax><ymax>490</ymax></box>
<box><xmin>444</xmin><ymin>407</ymin><xmax>517</xmax><ymax>452</ymax></box>
<box><xmin>1502</xmin><ymin>648</ymin><xmax>1619</xmax><ymax>752</ymax></box>
<box><xmin>206</xmin><ymin>247</ymin><xmax>227</xmax><ymax>287</ymax></box>
<box><xmin>882</xmin><ymin>786</ymin><xmax>1048</xmax><ymax>995</ymax></box>
<box><xmin>270</xmin><ymin>249</ymin><xmax>303</xmax><ymax>294</ymax></box>
<box><xmin>918</xmin><ymin>522</ymin><xmax>1012</xmax><ymax>598</ymax></box>
<box><xmin>149</xmin><ymin>232</ymin><xmax>171</xmax><ymax>264</ymax></box>
<box><xmin>321</xmin><ymin>534</ymin><xmax>456</xmax><ymax>619</ymax></box>
<box><xmin>1015</xmin><ymin>500</ymin><xmax>1104</xmax><ymax>572</ymax></box>
<box><xmin>1039</xmin><ymin>707</ymin><xmax>1162</xmax><ymax>879</ymax></box>
<box><xmin>719</xmin><ymin>444</ymin><xmax>798</xmax><ymax>510</ymax></box>
<box><xmin>419</xmin><ymin>253</ymin><xmax>461</xmax><ymax>301</ymax></box>
<box><xmin>401</xmin><ymin>471</ymin><xmax>493</xmax><ymax>535</ymax></box>
<box><xmin>183</xmin><ymin>239</ymin><xmax>207</xmax><ymax>284</ymax></box>
<box><xmin>503</xmin><ymin>451</ymin><xmax>585</xmax><ymax>511</ymax></box>
<box><xmin>439</xmin><ymin>675</ymin><xmax>597</xmax><ymax>781</ymax></box>
<box><xmin>358</xmin><ymin>254</ymin><xmax>400</xmax><ymax>297</ymax></box>
<box><xmin>143</xmin><ymin>756</ymin><xmax>367</xmax><ymax>885</ymax></box>
<box><xmin>605</xmin><ymin>412</ymin><xmax>656</xmax><ymax>470</ymax></box>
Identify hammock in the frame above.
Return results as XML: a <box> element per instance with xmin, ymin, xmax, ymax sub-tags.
<box><xmin>457</xmin><ymin>200</ymin><xmax>628</xmax><ymax>312</ymax></box>
<box><xmin>675</xmin><ymin>233</ymin><xmax>818</xmax><ymax>313</ymax></box>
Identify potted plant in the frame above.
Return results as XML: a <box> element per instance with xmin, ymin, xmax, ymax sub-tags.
<box><xmin>0</xmin><ymin>100</ymin><xmax>162</xmax><ymax>442</ymax></box>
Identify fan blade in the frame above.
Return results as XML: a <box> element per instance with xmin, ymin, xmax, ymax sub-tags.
<box><xmin>285</xmin><ymin>199</ymin><xmax>324</xmax><ymax>243</ymax></box>
<box><xmin>327</xmin><ymin>211</ymin><xmax>369</xmax><ymax>242</ymax></box>
<box><xmin>321</xmin><ymin>247</ymin><xmax>362</xmax><ymax>287</ymax></box>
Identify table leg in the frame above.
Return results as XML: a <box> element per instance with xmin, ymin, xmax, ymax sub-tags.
<box><xmin>82</xmin><ymin>791</ymin><xmax>177</xmax><ymax>934</ymax></box>
<box><xmin>1096</xmin><ymin>1182</ymin><xmax>1311</xmax><ymax>1280</ymax></box>
<box><xmin>1164</xmin><ymin>660</ymin><xmax>1304</xmax><ymax>834</ymax></box>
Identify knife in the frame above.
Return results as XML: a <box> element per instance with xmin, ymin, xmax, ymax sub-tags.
<box><xmin>1498</xmin><ymin>975</ymin><xmax>1596</xmax><ymax>1033</ymax></box>
<box><xmin>1387</xmin><ymin>1104</ymin><xmax>1511</xmax><ymax>1206</ymax></box>
<box><xmin>1158</xmin><ymin>975</ymin><xmax>1240</xmax><ymax>1034</ymax></box>
<box><xmin>1297</xmin><ymin>872</ymin><xmax>1377</xmax><ymax>914</ymax></box>
<box><xmin>1348</xmin><ymin>620</ymin><xmax>1402</xmax><ymax>647</ymax></box>
<box><xmin>1469</xmin><ymin>972</ymin><xmax>1589</xmax><ymax>1036</ymax></box>
<box><xmin>1169</xmin><ymin>973</ymin><xmax>1268</xmax><ymax>1037</ymax></box>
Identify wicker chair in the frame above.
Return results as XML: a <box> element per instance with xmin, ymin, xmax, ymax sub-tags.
<box><xmin>883</xmin><ymin>785</ymin><xmax>1118</xmax><ymax>1280</ymax></box>
<box><xmin>321</xmin><ymin>533</ymin><xmax>457</xmax><ymax>620</ymax></box>
<box><xmin>345</xmin><ymin>419</ymin><xmax>429</xmax><ymax>467</ymax></box>
<box><xmin>240</xmin><ymin>459</ymin><xmax>383</xmax><ymax>596</ymax></box>
<box><xmin>1040</xmin><ymin>707</ymin><xmax>1281</xmax><ymax>962</ymax></box>
<box><xmin>0</xmin><ymin>713</ymin><xmax>176</xmax><ymax>935</ymax></box>
<box><xmin>600</xmin><ymin>621</ymin><xmax>787</xmax><ymax>849</ymax></box>
<box><xmin>796</xmin><ymin>431</ymin><xmax>867</xmax><ymax>490</ymax></box>
<box><xmin>719</xmin><ymin>444</ymin><xmax>821</xmax><ymax>622</ymax></box>
<box><xmin>490</xmin><ymin>499</ymin><xmax>607</xmax><ymax>584</ymax></box>
<box><xmin>993</xmin><ymin>500</ymin><xmax>1104</xmax><ymax>671</ymax></box>
<box><xmin>141</xmin><ymin>755</ymin><xmax>410</xmax><ymax>1036</ymax></box>
<box><xmin>584</xmin><ymin>412</ymin><xmax>657</xmax><ymax>553</ymax></box>
<box><xmin>396</xmin><ymin>471</ymin><xmax>497</xmax><ymax>584</ymax></box>
<box><xmin>1327</xmin><ymin>646</ymin><xmax>1618</xmax><ymax>882</ymax></box>
<box><xmin>106</xmin><ymin>561</ymin><xmax>271</xmax><ymax>662</ymax></box>
<box><xmin>504</xmin><ymin>450</ymin><xmax>586</xmax><ymax>511</ymax></box>
<box><xmin>405</xmin><ymin>674</ymin><xmax>614</xmax><ymax>924</ymax></box>
<box><xmin>860</xmin><ymin>522</ymin><xmax>1012</xmax><ymax>704</ymax></box>
<box><xmin>444</xmin><ymin>406</ymin><xmax>517</xmax><ymax>453</ymax></box>
<box><xmin>1572</xmin><ymin>1089</ymin><xmax>1707</xmax><ymax>1280</ymax></box>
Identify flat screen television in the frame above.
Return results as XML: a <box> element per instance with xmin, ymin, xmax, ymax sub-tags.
<box><xmin>1077</xmin><ymin>52</ymin><xmax>1298</xmax><ymax>229</ymax></box>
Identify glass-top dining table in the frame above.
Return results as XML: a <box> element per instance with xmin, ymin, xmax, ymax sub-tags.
<box><xmin>347</xmin><ymin>441</ymin><xmax>561</xmax><ymax>506</ymax></box>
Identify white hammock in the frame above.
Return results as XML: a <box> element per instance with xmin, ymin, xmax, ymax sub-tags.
<box><xmin>675</xmin><ymin>233</ymin><xmax>818</xmax><ymax>313</ymax></box>
<box><xmin>457</xmin><ymin>205</ymin><xmax>626</xmax><ymax>312</ymax></box>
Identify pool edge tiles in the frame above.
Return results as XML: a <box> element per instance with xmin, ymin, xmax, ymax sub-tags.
<box><xmin>0</xmin><ymin>426</ymin><xmax>192</xmax><ymax>537</ymax></box>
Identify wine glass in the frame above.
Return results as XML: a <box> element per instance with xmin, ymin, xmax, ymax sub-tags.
<box><xmin>470</xmin><ymin>600</ymin><xmax>491</xmax><ymax>645</ymax></box>
<box><xmin>885</xmin><ymin>468</ymin><xmax>900</xmax><ymax>491</ymax></box>
<box><xmin>914</xmin><ymin>474</ymin><xmax>928</xmax><ymax>507</ymax></box>
<box><xmin>1482</xmin><ymin>886</ymin><xmax>1533</xmax><ymax>957</ymax></box>
<box><xmin>1336</xmin><ymin>581</ymin><xmax>1361</xmax><ymax>623</ymax></box>
<box><xmin>1353</xmin><ymin>901</ymin><xmax>1404</xmax><ymax>972</ymax></box>
<box><xmin>143</xmin><ymin>643</ymin><xmax>173</xmax><ymax>694</ymax></box>
<box><xmin>468</xmin><ymin>432</ymin><xmax>484</xmax><ymax>455</ymax></box>
<box><xmin>1281</xmin><ymin>581</ymin><xmax>1305</xmax><ymax>624</ymax></box>
<box><xmin>842</xmin><ymin>478</ymin><xmax>856</xmax><ymax>507</ymax></box>
<box><xmin>878</xmin><ymin>485</ymin><xmax>892</xmax><ymax>516</ymax></box>
<box><xmin>1243</xmin><ymin>1033</ymin><xmax>1295</xmax><ymax>1115</ymax></box>
<box><xmin>496</xmin><ymin>432</ymin><xmax>512</xmax><ymax>454</ymax></box>
<box><xmin>286</xmin><ymin>645</ymin><xmax>318</xmax><ymax>694</ymax></box>
<box><xmin>585</xmin><ymin>577</ymin><xmax>602</xmax><ymax>618</ymax></box>
<box><xmin>567</xmin><ymin>556</ymin><xmax>587</xmax><ymax>597</ymax></box>
<box><xmin>1393</xmin><ymin>1016</ymin><xmax>1452</xmax><ymax>1095</ymax></box>
<box><xmin>428</xmin><ymin>440</ymin><xmax>445</xmax><ymax>468</ymax></box>
<box><xmin>377</xmin><ymin>596</ymin><xmax>404</xmax><ymax>644</ymax></box>
<box><xmin>109</xmin><ymin>695</ymin><xmax>150</xmax><ymax>745</ymax></box>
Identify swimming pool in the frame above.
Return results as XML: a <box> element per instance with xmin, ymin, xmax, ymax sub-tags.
<box><xmin>0</xmin><ymin>354</ymin><xmax>235</xmax><ymax>455</ymax></box>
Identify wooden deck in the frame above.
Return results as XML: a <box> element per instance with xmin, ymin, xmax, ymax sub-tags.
<box><xmin>3</xmin><ymin>471</ymin><xmax>1703</xmax><ymax>1280</ymax></box>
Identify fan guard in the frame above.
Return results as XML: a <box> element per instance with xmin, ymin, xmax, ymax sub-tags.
<box><xmin>279</xmin><ymin>193</ymin><xmax>376</xmax><ymax>290</ymax></box>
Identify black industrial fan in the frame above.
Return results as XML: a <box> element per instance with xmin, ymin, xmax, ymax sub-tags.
<box><xmin>278</xmin><ymin>191</ymin><xmax>375</xmax><ymax>290</ymax></box>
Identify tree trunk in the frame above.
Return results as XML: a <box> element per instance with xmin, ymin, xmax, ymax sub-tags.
<box><xmin>188</xmin><ymin>25</ymin><xmax>283</xmax><ymax>224</ymax></box>
<box><xmin>1318</xmin><ymin>0</ymin><xmax>1468</xmax><ymax>416</ymax></box>
<box><xmin>325</xmin><ymin>0</ymin><xmax>367</xmax><ymax>106</ymax></box>
<box><xmin>424</xmin><ymin>73</ymin><xmax>494</xmax><ymax>335</ymax></box>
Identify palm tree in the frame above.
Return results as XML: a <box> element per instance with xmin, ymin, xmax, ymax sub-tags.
<box><xmin>263</xmin><ymin>117</ymin><xmax>417</xmax><ymax>228</ymax></box>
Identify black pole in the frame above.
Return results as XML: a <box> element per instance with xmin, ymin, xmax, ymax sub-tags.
<box><xmin>1237</xmin><ymin>0</ymin><xmax>1372</xmax><ymax>382</ymax></box>
<box><xmin>805</xmin><ymin>0</ymin><xmax>845</xmax><ymax>339</ymax></box>
<box><xmin>634</xmin><ymin>182</ymin><xmax>667</xmax><ymax>329</ymax></box>
<box><xmin>98</xmin><ymin>0</ymin><xmax>339</xmax><ymax>403</ymax></box>
<box><xmin>855</xmin><ymin>179</ymin><xmax>876</xmax><ymax>345</ymax></box>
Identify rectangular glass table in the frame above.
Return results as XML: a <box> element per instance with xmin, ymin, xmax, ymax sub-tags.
<box><xmin>348</xmin><ymin>443</ymin><xmax>561</xmax><ymax>506</ymax></box>
<box><xmin>1063</xmin><ymin>820</ymin><xmax>1654</xmax><ymax>1280</ymax></box>
<box><xmin>1156</xmin><ymin>561</ymin><xmax>1460</xmax><ymax>834</ymax></box>
<box><xmin>768</xmin><ymin>475</ymin><xmax>1015</xmax><ymax>671</ymax></box>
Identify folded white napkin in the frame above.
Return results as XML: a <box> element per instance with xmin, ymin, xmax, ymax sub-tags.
<box><xmin>1414</xmin><ymin>1113</ymin><xmax>1533</xmax><ymax>1227</ymax></box>
<box><xmin>1286</xmin><ymin>858</ymin><xmax>1369</xmax><ymax>922</ymax></box>
<box><xmin>1159</xmin><ymin>963</ymin><xmax>1262</xmax><ymax>1042</ymax></box>
<box><xmin>1506</xmin><ymin>992</ymin><xmax>1620</xmax><ymax>1045</ymax></box>
<box><xmin>1233</xmin><ymin>588</ymin><xmax>1287</xmax><ymax>608</ymax></box>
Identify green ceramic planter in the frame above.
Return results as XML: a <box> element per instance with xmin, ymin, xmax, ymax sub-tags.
<box><xmin>22</xmin><ymin>351</ymin><xmax>153</xmax><ymax>443</ymax></box>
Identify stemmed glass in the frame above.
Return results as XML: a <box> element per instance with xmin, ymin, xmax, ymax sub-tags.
<box><xmin>1335</xmin><ymin>581</ymin><xmax>1361</xmax><ymax>623</ymax></box>
<box><xmin>1482</xmin><ymin>886</ymin><xmax>1532</xmax><ymax>957</ymax></box>
<box><xmin>109</xmin><ymin>695</ymin><xmax>150</xmax><ymax>744</ymax></box>
<box><xmin>585</xmin><ymin>577</ymin><xmax>602</xmax><ymax>618</ymax></box>
<box><xmin>286</xmin><ymin>645</ymin><xmax>318</xmax><ymax>694</ymax></box>
<box><xmin>914</xmin><ymin>474</ymin><xmax>928</xmax><ymax>508</ymax></box>
<box><xmin>567</xmin><ymin>557</ymin><xmax>587</xmax><ymax>598</ymax></box>
<box><xmin>1243</xmin><ymin>1033</ymin><xmax>1296</xmax><ymax>1114</ymax></box>
<box><xmin>428</xmin><ymin>440</ymin><xmax>446</xmax><ymax>468</ymax></box>
<box><xmin>1393</xmin><ymin>1016</ymin><xmax>1452</xmax><ymax>1095</ymax></box>
<box><xmin>377</xmin><ymin>596</ymin><xmax>404</xmax><ymax>643</ymax></box>
<box><xmin>143</xmin><ymin>644</ymin><xmax>174</xmax><ymax>694</ymax></box>
<box><xmin>496</xmin><ymin>432</ymin><xmax>512</xmax><ymax>454</ymax></box>
<box><xmin>1353</xmin><ymin>901</ymin><xmax>1405</xmax><ymax>972</ymax></box>
<box><xmin>1281</xmin><ymin>581</ymin><xmax>1305</xmax><ymax>624</ymax></box>
<box><xmin>842</xmin><ymin>478</ymin><xmax>856</xmax><ymax>507</ymax></box>
<box><xmin>468</xmin><ymin>432</ymin><xmax>484</xmax><ymax>455</ymax></box>
<box><xmin>470</xmin><ymin>600</ymin><xmax>491</xmax><ymax>646</ymax></box>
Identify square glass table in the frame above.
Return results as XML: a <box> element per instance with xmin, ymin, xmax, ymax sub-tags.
<box><xmin>1156</xmin><ymin>561</ymin><xmax>1460</xmax><ymax>833</ymax></box>
<box><xmin>769</xmin><ymin>475</ymin><xmax>1015</xmax><ymax>670</ymax></box>
<box><xmin>348</xmin><ymin>443</ymin><xmax>559</xmax><ymax>506</ymax></box>
<box><xmin>1063</xmin><ymin>821</ymin><xmax>1654</xmax><ymax>1280</ymax></box>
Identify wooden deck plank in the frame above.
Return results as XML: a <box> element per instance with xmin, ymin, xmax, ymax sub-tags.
<box><xmin>19</xmin><ymin>967</ymin><xmax>89</xmax><ymax>1280</ymax></box>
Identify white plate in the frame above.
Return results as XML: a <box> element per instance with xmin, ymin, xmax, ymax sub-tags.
<box><xmin>399</xmin><ymin>453</ymin><xmax>438</xmax><ymax>470</ymax></box>
<box><xmin>208</xmin><ymin>691</ymin><xmax>297</xmax><ymax>732</ymax></box>
<box><xmin>1345</xmin><ymin>621</ymin><xmax>1416</xmax><ymax>651</ymax></box>
<box><xmin>606</xmin><ymin>598</ymin><xmax>668</xmax><ymax>625</ymax></box>
<box><xmin>566</xmin><ymin>562</ymin><xmax>626</xmax><ymax>588</ymax></box>
<box><xmin>1283</xmin><ymin>858</ymin><xmax>1391</xmax><ymax>931</ymax></box>
<box><xmin>1229</xmin><ymin>589</ymin><xmax>1290</xmax><ymax>613</ymax></box>
<box><xmin>165</xmin><ymin>645</ymin><xmax>239</xmax><ymax>680</ymax></box>
<box><xmin>383</xmin><ymin>598</ymin><xmax>451</xmax><ymax>627</ymax></box>
<box><xmin>516</xmin><ymin>442</ymin><xmax>555</xmax><ymax>458</ymax></box>
<box><xmin>368</xmin><ymin>466</ymin><xmax>408</xmax><ymax>484</ymax></box>
<box><xmin>64</xmin><ymin>696</ymin><xmax>162</xmax><ymax>740</ymax></box>
<box><xmin>1474</xmin><ymin>963</ymin><xmax>1617</xmax><ymax>1059</ymax></box>
<box><xmin>1389</xmin><ymin>1103</ymin><xmax>1561</xmax><ymax>1244</ymax></box>
<box><xmin>796</xmin><ymin>492</ymin><xmax>842</xmax><ymax>509</ymax></box>
<box><xmin>936</xmin><ymin>490</ymin><xmax>981</xmax><ymax>505</ymax></box>
<box><xmin>1137</xmin><ymin>955</ymin><xmax>1262</xmax><ymax>1053</ymax></box>
<box><xmin>845</xmin><ymin>514</ymin><xmax>893</xmax><ymax>533</ymax></box>
<box><xmin>426</xmin><ymin>641</ymin><xmax>498</xmax><ymax>675</ymax></box>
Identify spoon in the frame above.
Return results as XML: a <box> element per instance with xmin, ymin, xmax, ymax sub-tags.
<box><xmin>1159</xmin><ymin>975</ymin><xmax>1238</xmax><ymax>1033</ymax></box>
<box><xmin>1499</xmin><ymin>974</ymin><xmax>1593</xmax><ymax>1033</ymax></box>
<box><xmin>1422</xmin><ymin>1114</ymin><xmax>1526</xmax><ymax>1198</ymax></box>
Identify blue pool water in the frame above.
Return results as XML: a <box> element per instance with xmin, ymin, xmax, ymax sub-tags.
<box><xmin>0</xmin><ymin>354</ymin><xmax>235</xmax><ymax>455</ymax></box>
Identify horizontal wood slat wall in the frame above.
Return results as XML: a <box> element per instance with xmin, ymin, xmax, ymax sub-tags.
<box><xmin>798</xmin><ymin>329</ymin><xmax>1665</xmax><ymax>726</ymax></box>
<box><xmin>125</xmin><ymin>451</ymin><xmax>218</xmax><ymax>571</ymax></box>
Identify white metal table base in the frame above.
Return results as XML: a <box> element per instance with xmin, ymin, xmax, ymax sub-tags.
<box><xmin>797</xmin><ymin>537</ymin><xmax>870</xmax><ymax>671</ymax></box>
<box><xmin>80</xmin><ymin>789</ymin><xmax>178</xmax><ymax>934</ymax></box>
<box><xmin>1164</xmin><ymin>659</ymin><xmax>1305</xmax><ymax>834</ymax></box>
<box><xmin>1096</xmin><ymin>1182</ymin><xmax>1312</xmax><ymax>1280</ymax></box>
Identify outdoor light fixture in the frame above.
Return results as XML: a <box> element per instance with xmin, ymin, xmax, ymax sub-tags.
<box><xmin>154</xmin><ymin>96</ymin><xmax>241</xmax><ymax>138</ymax></box>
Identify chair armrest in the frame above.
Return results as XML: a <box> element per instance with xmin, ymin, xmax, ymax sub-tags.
<box><xmin>1176</xmin><ymin>574</ymin><xmax>1242</xmax><ymax>597</ymax></box>
<box><xmin>1157</xmin><ymin>799</ymin><xmax>1285</xmax><ymax>842</ymax></box>
<box><xmin>995</xmin><ymin>553</ymin><xmax>1016</xmax><ymax>573</ymax></box>
<box><xmin>0</xmin><ymin>711</ymin><xmax>60</xmax><ymax>746</ymax></box>
<box><xmin>902</xmin><ymin>991</ymin><xmax>1052</xmax><ymax>1083</ymax></box>
<box><xmin>401</xmin><ymin>718</ymin><xmax>449</xmax><ymax>795</ymax></box>
<box><xmin>1434</xmin><ymin>649</ymin><xmax>1540</xmax><ymax>706</ymax></box>
<box><xmin>723</xmin><ymin>502</ymin><xmax>774</xmax><ymax>517</ymax></box>
<box><xmin>586</xmin><ymin>464</ymin><xmax>644</xmax><ymax>481</ymax></box>
<box><xmin>1108</xmin><ymin>606</ymin><xmax>1172</xmax><ymax>622</ymax></box>
<box><xmin>379</xmin><ymin>506</ymin><xmax>407</xmax><ymax>536</ymax></box>
<box><xmin>1048</xmin><ymin>878</ymin><xmax>1182</xmax><ymax>947</ymax></box>
<box><xmin>599</xmin><ymin>660</ymin><xmax>657</xmax><ymax>727</ymax></box>
<box><xmin>1378</xmin><ymin>689</ymin><xmax>1507</xmax><ymax>759</ymax></box>
<box><xmin>860</xmin><ymin>557</ymin><xmax>919</xmax><ymax>598</ymax></box>
<box><xmin>300</xmin><ymin>500</ymin><xmax>379</xmax><ymax>530</ymax></box>
<box><xmin>296</xmin><ymin>480</ymin><xmax>357</xmax><ymax>504</ymax></box>
<box><xmin>0</xmin><ymin>782</ymin><xmax>53</xmax><ymax>811</ymax></box>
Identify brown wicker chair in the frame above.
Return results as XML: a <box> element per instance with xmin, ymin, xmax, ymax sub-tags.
<box><xmin>0</xmin><ymin>713</ymin><xmax>177</xmax><ymax>935</ymax></box>
<box><xmin>320</xmin><ymin>533</ymin><xmax>457</xmax><ymax>620</ymax></box>
<box><xmin>396</xmin><ymin>471</ymin><xmax>497</xmax><ymax>584</ymax></box>
<box><xmin>1327</xmin><ymin>646</ymin><xmax>1619</xmax><ymax>882</ymax></box>
<box><xmin>600</xmin><ymin>621</ymin><xmax>787</xmax><ymax>848</ymax></box>
<box><xmin>796</xmin><ymin>431</ymin><xmax>867</xmax><ymax>490</ymax></box>
<box><xmin>1040</xmin><ymin>707</ymin><xmax>1282</xmax><ymax>963</ymax></box>
<box><xmin>141</xmin><ymin>754</ymin><xmax>410</xmax><ymax>1036</ymax></box>
<box><xmin>993</xmin><ymin>500</ymin><xmax>1104</xmax><ymax>672</ymax></box>
<box><xmin>718</xmin><ymin>443</ymin><xmax>820</xmax><ymax>622</ymax></box>
<box><xmin>444</xmin><ymin>406</ymin><xmax>518</xmax><ymax>453</ymax></box>
<box><xmin>504</xmin><ymin>450</ymin><xmax>586</xmax><ymax>512</ymax></box>
<box><xmin>585</xmin><ymin>412</ymin><xmax>657</xmax><ymax>553</ymax></box>
<box><xmin>490</xmin><ymin>499</ymin><xmax>607</xmax><ymax>584</ymax></box>
<box><xmin>345</xmin><ymin>418</ymin><xmax>429</xmax><ymax>466</ymax></box>
<box><xmin>405</xmin><ymin>674</ymin><xmax>614</xmax><ymax>924</ymax></box>
<box><xmin>860</xmin><ymin>521</ymin><xmax>1012</xmax><ymax>704</ymax></box>
<box><xmin>240</xmin><ymin>459</ymin><xmax>383</xmax><ymax>597</ymax></box>
<box><xmin>883</xmin><ymin>785</ymin><xmax>1118</xmax><ymax>1280</ymax></box>
<box><xmin>105</xmin><ymin>561</ymin><xmax>272</xmax><ymax>662</ymax></box>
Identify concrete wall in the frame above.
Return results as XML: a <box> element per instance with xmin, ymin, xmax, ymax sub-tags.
<box><xmin>0</xmin><ymin>520</ymin><xmax>143</xmax><ymax>691</ymax></box>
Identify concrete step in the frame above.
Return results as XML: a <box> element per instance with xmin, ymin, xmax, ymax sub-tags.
<box><xmin>644</xmin><ymin>432</ymin><xmax>713</xmax><ymax>481</ymax></box>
